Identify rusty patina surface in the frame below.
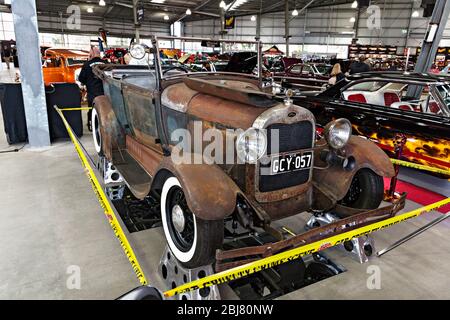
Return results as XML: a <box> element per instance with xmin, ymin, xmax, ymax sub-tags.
<box><xmin>93</xmin><ymin>95</ymin><xmax>125</xmax><ymax>160</ymax></box>
<box><xmin>313</xmin><ymin>136</ymin><xmax>395</xmax><ymax>205</ymax></box>
<box><xmin>215</xmin><ymin>194</ymin><xmax>406</xmax><ymax>271</ymax></box>
<box><xmin>156</xmin><ymin>153</ymin><xmax>241</xmax><ymax>221</ymax></box>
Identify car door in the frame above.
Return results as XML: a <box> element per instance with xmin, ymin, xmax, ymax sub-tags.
<box><xmin>121</xmin><ymin>75</ymin><xmax>163</xmax><ymax>154</ymax></box>
<box><xmin>42</xmin><ymin>55</ymin><xmax>65</xmax><ymax>85</ymax></box>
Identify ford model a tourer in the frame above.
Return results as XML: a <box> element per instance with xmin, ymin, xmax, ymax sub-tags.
<box><xmin>92</xmin><ymin>37</ymin><xmax>402</xmax><ymax>269</ymax></box>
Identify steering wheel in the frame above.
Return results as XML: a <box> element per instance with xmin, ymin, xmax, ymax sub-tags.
<box><xmin>163</xmin><ymin>66</ymin><xmax>190</xmax><ymax>75</ymax></box>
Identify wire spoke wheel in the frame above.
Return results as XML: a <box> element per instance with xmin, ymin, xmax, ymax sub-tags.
<box><xmin>161</xmin><ymin>176</ymin><xmax>224</xmax><ymax>268</ymax></box>
<box><xmin>339</xmin><ymin>169</ymin><xmax>384</xmax><ymax>211</ymax></box>
<box><xmin>166</xmin><ymin>186</ymin><xmax>195</xmax><ymax>252</ymax></box>
<box><xmin>341</xmin><ymin>174</ymin><xmax>362</xmax><ymax>206</ymax></box>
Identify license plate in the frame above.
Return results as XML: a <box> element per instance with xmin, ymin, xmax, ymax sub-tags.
<box><xmin>270</xmin><ymin>152</ymin><xmax>313</xmax><ymax>175</ymax></box>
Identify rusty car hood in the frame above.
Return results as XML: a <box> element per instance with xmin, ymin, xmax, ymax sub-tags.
<box><xmin>162</xmin><ymin>77</ymin><xmax>281</xmax><ymax>129</ymax></box>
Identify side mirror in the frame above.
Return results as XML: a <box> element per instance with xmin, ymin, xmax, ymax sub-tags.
<box><xmin>117</xmin><ymin>286</ymin><xmax>164</xmax><ymax>300</ymax></box>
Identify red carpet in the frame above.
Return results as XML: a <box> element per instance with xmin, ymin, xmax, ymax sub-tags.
<box><xmin>384</xmin><ymin>178</ymin><xmax>450</xmax><ymax>214</ymax></box>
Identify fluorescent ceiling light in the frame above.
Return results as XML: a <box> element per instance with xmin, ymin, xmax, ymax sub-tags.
<box><xmin>292</xmin><ymin>9</ymin><xmax>299</xmax><ymax>16</ymax></box>
<box><xmin>341</xmin><ymin>31</ymin><xmax>355</xmax><ymax>34</ymax></box>
<box><xmin>351</xmin><ymin>1</ymin><xmax>358</xmax><ymax>8</ymax></box>
<box><xmin>251</xmin><ymin>15</ymin><xmax>256</xmax><ymax>21</ymax></box>
<box><xmin>151</xmin><ymin>0</ymin><xmax>166</xmax><ymax>3</ymax></box>
<box><xmin>99</xmin><ymin>0</ymin><xmax>106</xmax><ymax>6</ymax></box>
<box><xmin>186</xmin><ymin>8</ymin><xmax>192</xmax><ymax>15</ymax></box>
<box><xmin>164</xmin><ymin>15</ymin><xmax>169</xmax><ymax>20</ymax></box>
<box><xmin>226</xmin><ymin>0</ymin><xmax>248</xmax><ymax>11</ymax></box>
<box><xmin>426</xmin><ymin>24</ymin><xmax>438</xmax><ymax>42</ymax></box>
<box><xmin>87</xmin><ymin>7</ymin><xmax>94</xmax><ymax>13</ymax></box>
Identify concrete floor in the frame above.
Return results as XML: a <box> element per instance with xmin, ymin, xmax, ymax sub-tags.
<box><xmin>0</xmin><ymin>67</ymin><xmax>449</xmax><ymax>299</ymax></box>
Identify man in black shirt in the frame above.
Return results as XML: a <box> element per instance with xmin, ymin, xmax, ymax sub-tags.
<box><xmin>349</xmin><ymin>55</ymin><xmax>371</xmax><ymax>75</ymax></box>
<box><xmin>78</xmin><ymin>47</ymin><xmax>105</xmax><ymax>131</ymax></box>
<box><xmin>3</xmin><ymin>45</ymin><xmax>11</xmax><ymax>70</ymax></box>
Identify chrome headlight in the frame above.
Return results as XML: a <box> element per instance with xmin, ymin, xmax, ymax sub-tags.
<box><xmin>324</xmin><ymin>118</ymin><xmax>352</xmax><ymax>149</ymax></box>
<box><xmin>236</xmin><ymin>128</ymin><xmax>267</xmax><ymax>164</ymax></box>
<box><xmin>129</xmin><ymin>43</ymin><xmax>146</xmax><ymax>60</ymax></box>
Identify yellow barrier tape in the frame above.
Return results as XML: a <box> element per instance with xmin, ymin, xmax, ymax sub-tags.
<box><xmin>54</xmin><ymin>107</ymin><xmax>148</xmax><ymax>286</ymax></box>
<box><xmin>391</xmin><ymin>158</ymin><xmax>450</xmax><ymax>176</ymax></box>
<box><xmin>164</xmin><ymin>196</ymin><xmax>450</xmax><ymax>298</ymax></box>
<box><xmin>60</xmin><ymin>107</ymin><xmax>92</xmax><ymax>111</ymax></box>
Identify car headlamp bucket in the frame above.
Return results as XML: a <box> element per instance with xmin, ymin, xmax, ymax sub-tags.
<box><xmin>130</xmin><ymin>43</ymin><xmax>146</xmax><ymax>60</ymax></box>
<box><xmin>236</xmin><ymin>128</ymin><xmax>267</xmax><ymax>164</ymax></box>
<box><xmin>324</xmin><ymin>118</ymin><xmax>352</xmax><ymax>149</ymax></box>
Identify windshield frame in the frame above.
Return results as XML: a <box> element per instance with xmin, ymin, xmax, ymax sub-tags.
<box><xmin>431</xmin><ymin>83</ymin><xmax>450</xmax><ymax>116</ymax></box>
<box><xmin>152</xmin><ymin>35</ymin><xmax>263</xmax><ymax>85</ymax></box>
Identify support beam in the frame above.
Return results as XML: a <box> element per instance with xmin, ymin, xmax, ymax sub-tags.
<box><xmin>289</xmin><ymin>0</ymin><xmax>316</xmax><ymax>23</ymax></box>
<box><xmin>132</xmin><ymin>0</ymin><xmax>140</xmax><ymax>42</ymax></box>
<box><xmin>404</xmin><ymin>3</ymin><xmax>414</xmax><ymax>49</ymax></box>
<box><xmin>409</xmin><ymin>0</ymin><xmax>450</xmax><ymax>98</ymax></box>
<box><xmin>285</xmin><ymin>0</ymin><xmax>290</xmax><ymax>57</ymax></box>
<box><xmin>255</xmin><ymin>12</ymin><xmax>261</xmax><ymax>41</ymax></box>
<box><xmin>11</xmin><ymin>0</ymin><xmax>50</xmax><ymax>148</ymax></box>
<box><xmin>255</xmin><ymin>0</ymin><xmax>262</xmax><ymax>41</ymax></box>
<box><xmin>354</xmin><ymin>6</ymin><xmax>361</xmax><ymax>40</ymax></box>
<box><xmin>414</xmin><ymin>0</ymin><xmax>450</xmax><ymax>73</ymax></box>
<box><xmin>176</xmin><ymin>0</ymin><xmax>214</xmax><ymax>22</ymax></box>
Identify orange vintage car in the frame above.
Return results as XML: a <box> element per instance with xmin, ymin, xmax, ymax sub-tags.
<box><xmin>42</xmin><ymin>49</ymin><xmax>89</xmax><ymax>86</ymax></box>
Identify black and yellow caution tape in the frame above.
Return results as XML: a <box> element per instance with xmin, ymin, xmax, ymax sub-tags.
<box><xmin>60</xmin><ymin>107</ymin><xmax>92</xmax><ymax>111</ymax></box>
<box><xmin>391</xmin><ymin>158</ymin><xmax>450</xmax><ymax>176</ymax></box>
<box><xmin>164</xmin><ymin>195</ymin><xmax>450</xmax><ymax>297</ymax></box>
<box><xmin>55</xmin><ymin>106</ymin><xmax>148</xmax><ymax>286</ymax></box>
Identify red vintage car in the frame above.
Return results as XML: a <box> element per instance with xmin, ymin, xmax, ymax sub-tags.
<box><xmin>273</xmin><ymin>63</ymin><xmax>332</xmax><ymax>89</ymax></box>
<box><xmin>105</xmin><ymin>48</ymin><xmax>128</xmax><ymax>64</ymax></box>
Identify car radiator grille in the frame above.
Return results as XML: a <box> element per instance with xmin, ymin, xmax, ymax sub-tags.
<box><xmin>259</xmin><ymin>121</ymin><xmax>314</xmax><ymax>193</ymax></box>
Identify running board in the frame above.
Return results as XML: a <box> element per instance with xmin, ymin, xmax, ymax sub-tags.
<box><xmin>112</xmin><ymin>149</ymin><xmax>152</xmax><ymax>199</ymax></box>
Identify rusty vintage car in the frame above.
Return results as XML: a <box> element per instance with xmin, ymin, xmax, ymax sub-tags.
<box><xmin>91</xmin><ymin>37</ymin><xmax>401</xmax><ymax>269</ymax></box>
<box><xmin>42</xmin><ymin>48</ymin><xmax>89</xmax><ymax>86</ymax></box>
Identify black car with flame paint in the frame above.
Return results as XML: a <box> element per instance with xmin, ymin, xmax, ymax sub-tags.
<box><xmin>291</xmin><ymin>72</ymin><xmax>450</xmax><ymax>175</ymax></box>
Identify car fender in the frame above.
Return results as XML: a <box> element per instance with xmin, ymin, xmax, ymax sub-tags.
<box><xmin>154</xmin><ymin>155</ymin><xmax>240</xmax><ymax>221</ymax></box>
<box><xmin>93</xmin><ymin>95</ymin><xmax>125</xmax><ymax>159</ymax></box>
<box><xmin>313</xmin><ymin>136</ymin><xmax>394</xmax><ymax>202</ymax></box>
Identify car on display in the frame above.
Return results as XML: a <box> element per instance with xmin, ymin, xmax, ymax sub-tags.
<box><xmin>268</xmin><ymin>56</ymin><xmax>302</xmax><ymax>73</ymax></box>
<box><xmin>291</xmin><ymin>72</ymin><xmax>450</xmax><ymax>174</ymax></box>
<box><xmin>42</xmin><ymin>48</ymin><xmax>89</xmax><ymax>86</ymax></box>
<box><xmin>273</xmin><ymin>63</ymin><xmax>331</xmax><ymax>89</ymax></box>
<box><xmin>91</xmin><ymin>37</ymin><xmax>397</xmax><ymax>269</ymax></box>
<box><xmin>104</xmin><ymin>48</ymin><xmax>128</xmax><ymax>64</ymax></box>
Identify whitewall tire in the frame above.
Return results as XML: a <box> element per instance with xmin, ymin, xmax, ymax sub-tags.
<box><xmin>92</xmin><ymin>108</ymin><xmax>103</xmax><ymax>155</ymax></box>
<box><xmin>160</xmin><ymin>176</ymin><xmax>224</xmax><ymax>268</ymax></box>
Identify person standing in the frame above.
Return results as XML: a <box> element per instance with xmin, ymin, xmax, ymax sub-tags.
<box><xmin>78</xmin><ymin>47</ymin><xmax>105</xmax><ymax>131</ymax></box>
<box><xmin>349</xmin><ymin>55</ymin><xmax>371</xmax><ymax>74</ymax></box>
<box><xmin>328</xmin><ymin>63</ymin><xmax>345</xmax><ymax>85</ymax></box>
<box><xmin>3</xmin><ymin>45</ymin><xmax>11</xmax><ymax>70</ymax></box>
